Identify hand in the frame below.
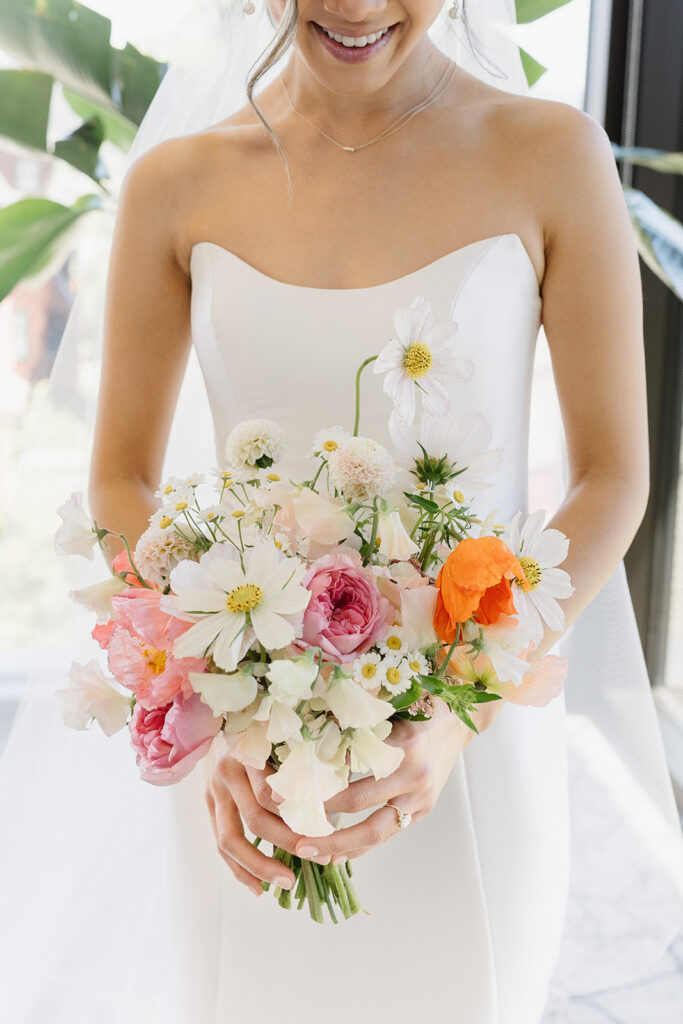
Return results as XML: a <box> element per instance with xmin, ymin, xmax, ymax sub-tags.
<box><xmin>204</xmin><ymin>732</ymin><xmax>307</xmax><ymax>897</ymax></box>
<box><xmin>292</xmin><ymin>697</ymin><xmax>503</xmax><ymax>866</ymax></box>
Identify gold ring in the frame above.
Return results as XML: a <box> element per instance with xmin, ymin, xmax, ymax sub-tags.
<box><xmin>386</xmin><ymin>801</ymin><xmax>412</xmax><ymax>830</ymax></box>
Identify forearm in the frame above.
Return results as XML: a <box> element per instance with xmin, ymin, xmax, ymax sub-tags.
<box><xmin>88</xmin><ymin>475</ymin><xmax>160</xmax><ymax>571</ymax></box>
<box><xmin>526</xmin><ymin>468</ymin><xmax>648</xmax><ymax>662</ymax></box>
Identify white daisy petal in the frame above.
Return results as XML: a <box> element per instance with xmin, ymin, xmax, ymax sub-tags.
<box><xmin>250</xmin><ymin>605</ymin><xmax>297</xmax><ymax>650</ymax></box>
<box><xmin>172</xmin><ymin>611</ymin><xmax>230</xmax><ymax>660</ymax></box>
<box><xmin>540</xmin><ymin>567</ymin><xmax>574</xmax><ymax>598</ymax></box>
<box><xmin>530</xmin><ymin>528</ymin><xmax>570</xmax><ymax>567</ymax></box>
<box><xmin>374</xmin><ymin>338</ymin><xmax>406</xmax><ymax>373</ymax></box>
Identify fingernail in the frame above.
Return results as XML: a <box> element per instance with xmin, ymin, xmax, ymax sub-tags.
<box><xmin>332</xmin><ymin>855</ymin><xmax>346</xmax><ymax>865</ymax></box>
<box><xmin>276</xmin><ymin>875</ymin><xmax>293</xmax><ymax>890</ymax></box>
<box><xmin>297</xmin><ymin>845</ymin><xmax>318</xmax><ymax>857</ymax></box>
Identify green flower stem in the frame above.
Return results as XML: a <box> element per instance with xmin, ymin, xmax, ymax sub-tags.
<box><xmin>325</xmin><ymin>862</ymin><xmax>352</xmax><ymax>919</ymax></box>
<box><xmin>338</xmin><ymin>861</ymin><xmax>363</xmax><ymax>915</ymax></box>
<box><xmin>114</xmin><ymin>532</ymin><xmax>152</xmax><ymax>588</ymax></box>
<box><xmin>308</xmin><ymin>458</ymin><xmax>328</xmax><ymax>492</ymax></box>
<box><xmin>353</xmin><ymin>355</ymin><xmax>378</xmax><ymax>437</ymax></box>
<box><xmin>302</xmin><ymin>858</ymin><xmax>324</xmax><ymax>924</ymax></box>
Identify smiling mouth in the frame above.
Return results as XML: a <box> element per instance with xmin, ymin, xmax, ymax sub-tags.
<box><xmin>311</xmin><ymin>20</ymin><xmax>399</xmax><ymax>60</ymax></box>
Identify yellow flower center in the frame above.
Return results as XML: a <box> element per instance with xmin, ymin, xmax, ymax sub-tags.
<box><xmin>375</xmin><ymin>536</ymin><xmax>381</xmax><ymax>548</ymax></box>
<box><xmin>409</xmin><ymin>659</ymin><xmax>421</xmax><ymax>673</ymax></box>
<box><xmin>159</xmin><ymin>515</ymin><xmax>173</xmax><ymax>529</ymax></box>
<box><xmin>220</xmin><ymin>471</ymin><xmax>233</xmax><ymax>481</ymax></box>
<box><xmin>232</xmin><ymin>510</ymin><xmax>245</xmax><ymax>519</ymax></box>
<box><xmin>386</xmin><ymin>667</ymin><xmax>402</xmax><ymax>686</ymax></box>
<box><xmin>452</xmin><ymin>489</ymin><xmax>465</xmax><ymax>504</ymax></box>
<box><xmin>403</xmin><ymin>341</ymin><xmax>433</xmax><ymax>380</ymax></box>
<box><xmin>266</xmin><ymin>473</ymin><xmax>280</xmax><ymax>481</ymax></box>
<box><xmin>386</xmin><ymin>635</ymin><xmax>402</xmax><ymax>650</ymax></box>
<box><xmin>516</xmin><ymin>556</ymin><xmax>543</xmax><ymax>592</ymax></box>
<box><xmin>142</xmin><ymin>646</ymin><xmax>167</xmax><ymax>675</ymax></box>
<box><xmin>175</xmin><ymin>500</ymin><xmax>188</xmax><ymax>511</ymax></box>
<box><xmin>163</xmin><ymin>484</ymin><xmax>173</xmax><ymax>495</ymax></box>
<box><xmin>226</xmin><ymin>583</ymin><xmax>263</xmax><ymax>614</ymax></box>
<box><xmin>361</xmin><ymin>664</ymin><xmax>377</xmax><ymax>679</ymax></box>
<box><xmin>323</xmin><ymin>440</ymin><xmax>338</xmax><ymax>452</ymax></box>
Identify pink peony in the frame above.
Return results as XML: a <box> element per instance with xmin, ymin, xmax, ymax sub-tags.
<box><xmin>130</xmin><ymin>690</ymin><xmax>221</xmax><ymax>785</ymax></box>
<box><xmin>106</xmin><ymin>588</ymin><xmax>207</xmax><ymax>709</ymax></box>
<box><xmin>296</xmin><ymin>548</ymin><xmax>393</xmax><ymax>663</ymax></box>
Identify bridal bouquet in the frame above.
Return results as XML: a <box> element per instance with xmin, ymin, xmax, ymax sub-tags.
<box><xmin>55</xmin><ymin>294</ymin><xmax>573</xmax><ymax>923</ymax></box>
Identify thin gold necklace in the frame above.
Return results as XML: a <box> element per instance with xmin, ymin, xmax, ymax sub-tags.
<box><xmin>280</xmin><ymin>61</ymin><xmax>456</xmax><ymax>153</ymax></box>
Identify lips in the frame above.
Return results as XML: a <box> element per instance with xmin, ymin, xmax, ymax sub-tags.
<box><xmin>311</xmin><ymin>20</ymin><xmax>398</xmax><ymax>63</ymax></box>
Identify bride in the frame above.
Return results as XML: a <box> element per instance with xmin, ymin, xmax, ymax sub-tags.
<box><xmin>2</xmin><ymin>2</ymin><xmax>681</xmax><ymax>1022</ymax></box>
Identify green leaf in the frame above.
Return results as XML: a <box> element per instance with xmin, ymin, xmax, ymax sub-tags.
<box><xmin>623</xmin><ymin>186</ymin><xmax>683</xmax><ymax>301</ymax></box>
<box><xmin>0</xmin><ymin>0</ymin><xmax>165</xmax><ymax>127</ymax></box>
<box><xmin>515</xmin><ymin>0</ymin><xmax>572</xmax><ymax>23</ymax></box>
<box><xmin>63</xmin><ymin>86</ymin><xmax>136</xmax><ymax>150</ymax></box>
<box><xmin>0</xmin><ymin>68</ymin><xmax>52</xmax><ymax>150</ymax></box>
<box><xmin>612</xmin><ymin>145</ymin><xmax>683</xmax><ymax>175</ymax></box>
<box><xmin>404</xmin><ymin>492</ymin><xmax>440</xmax><ymax>513</ymax></box>
<box><xmin>53</xmin><ymin>114</ymin><xmax>106</xmax><ymax>182</ymax></box>
<box><xmin>389</xmin><ymin>680</ymin><xmax>423</xmax><ymax>710</ymax></box>
<box><xmin>519</xmin><ymin>47</ymin><xmax>547</xmax><ymax>87</ymax></box>
<box><xmin>0</xmin><ymin>193</ymin><xmax>103</xmax><ymax>301</ymax></box>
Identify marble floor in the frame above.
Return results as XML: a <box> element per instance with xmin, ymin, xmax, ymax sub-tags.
<box><xmin>1</xmin><ymin>672</ymin><xmax>682</xmax><ymax>1023</ymax></box>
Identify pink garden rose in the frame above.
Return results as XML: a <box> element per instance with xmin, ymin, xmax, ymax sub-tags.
<box><xmin>105</xmin><ymin>588</ymin><xmax>207</xmax><ymax>710</ymax></box>
<box><xmin>296</xmin><ymin>548</ymin><xmax>393</xmax><ymax>663</ymax></box>
<box><xmin>130</xmin><ymin>690</ymin><xmax>221</xmax><ymax>785</ymax></box>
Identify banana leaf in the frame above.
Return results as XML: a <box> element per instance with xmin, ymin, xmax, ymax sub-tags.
<box><xmin>516</xmin><ymin>0</ymin><xmax>573</xmax><ymax>21</ymax></box>
<box><xmin>63</xmin><ymin>86</ymin><xmax>136</xmax><ymax>151</ymax></box>
<box><xmin>0</xmin><ymin>193</ymin><xmax>103</xmax><ymax>301</ymax></box>
<box><xmin>612</xmin><ymin>146</ymin><xmax>683</xmax><ymax>175</ymax></box>
<box><xmin>519</xmin><ymin>48</ymin><xmax>547</xmax><ymax>87</ymax></box>
<box><xmin>623</xmin><ymin>186</ymin><xmax>683</xmax><ymax>301</ymax></box>
<box><xmin>0</xmin><ymin>0</ymin><xmax>165</xmax><ymax>127</ymax></box>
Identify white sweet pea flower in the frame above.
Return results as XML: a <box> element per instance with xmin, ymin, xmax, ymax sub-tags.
<box><xmin>56</xmin><ymin>660</ymin><xmax>130</xmax><ymax>736</ymax></box>
<box><xmin>189</xmin><ymin>669</ymin><xmax>257</xmax><ymax>716</ymax></box>
<box><xmin>400</xmin><ymin>585</ymin><xmax>438</xmax><ymax>649</ymax></box>
<box><xmin>222</xmin><ymin>720</ymin><xmax>271</xmax><ymax>769</ymax></box>
<box><xmin>505</xmin><ymin>510</ymin><xmax>574</xmax><ymax>640</ymax></box>
<box><xmin>292</xmin><ymin>488</ymin><xmax>355</xmax><ymax>545</ymax></box>
<box><xmin>265</xmin><ymin>657</ymin><xmax>319</xmax><ymax>704</ymax></box>
<box><xmin>373</xmin><ymin>295</ymin><xmax>473</xmax><ymax>425</ymax></box>
<box><xmin>376</xmin><ymin>508</ymin><xmax>418</xmax><ymax>560</ymax></box>
<box><xmin>54</xmin><ymin>492</ymin><xmax>99</xmax><ymax>559</ymax></box>
<box><xmin>162</xmin><ymin>542</ymin><xmax>311</xmax><ymax>672</ymax></box>
<box><xmin>267</xmin><ymin>738</ymin><xmax>347</xmax><ymax>837</ymax></box>
<box><xmin>389</xmin><ymin>410</ymin><xmax>503</xmax><ymax>496</ymax></box>
<box><xmin>326</xmin><ymin>676</ymin><xmax>394</xmax><ymax>730</ymax></box>
<box><xmin>348</xmin><ymin>721</ymin><xmax>404</xmax><ymax>779</ymax></box>
<box><xmin>478</xmin><ymin>616</ymin><xmax>532</xmax><ymax>687</ymax></box>
<box><xmin>69</xmin><ymin>576</ymin><xmax>127</xmax><ymax>622</ymax></box>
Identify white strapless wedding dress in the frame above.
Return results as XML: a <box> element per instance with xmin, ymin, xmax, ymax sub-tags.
<box><xmin>1</xmin><ymin>232</ymin><xmax>681</xmax><ymax>1024</ymax></box>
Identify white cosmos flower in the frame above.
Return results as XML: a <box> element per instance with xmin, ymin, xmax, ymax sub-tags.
<box><xmin>54</xmin><ymin>492</ymin><xmax>98</xmax><ymax>559</ymax></box>
<box><xmin>376</xmin><ymin>508</ymin><xmax>419</xmax><ymax>560</ymax></box>
<box><xmin>56</xmin><ymin>660</ymin><xmax>130</xmax><ymax>736</ymax></box>
<box><xmin>326</xmin><ymin>676</ymin><xmax>395</xmax><ymax>730</ymax></box>
<box><xmin>389</xmin><ymin>410</ymin><xmax>503</xmax><ymax>496</ymax></box>
<box><xmin>69</xmin><ymin>575</ymin><xmax>127</xmax><ymax>622</ymax></box>
<box><xmin>161</xmin><ymin>541</ymin><xmax>311</xmax><ymax>672</ymax></box>
<box><xmin>348</xmin><ymin>720</ymin><xmax>404</xmax><ymax>779</ymax></box>
<box><xmin>267</xmin><ymin>738</ymin><xmax>347</xmax><ymax>837</ymax></box>
<box><xmin>505</xmin><ymin>510</ymin><xmax>574</xmax><ymax>641</ymax></box>
<box><xmin>225</xmin><ymin>418</ymin><xmax>286</xmax><ymax>470</ymax></box>
<box><xmin>308</xmin><ymin>426</ymin><xmax>352</xmax><ymax>459</ymax></box>
<box><xmin>373</xmin><ymin>295</ymin><xmax>473</xmax><ymax>426</ymax></box>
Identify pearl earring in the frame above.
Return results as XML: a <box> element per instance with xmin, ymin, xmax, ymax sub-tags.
<box><xmin>448</xmin><ymin>0</ymin><xmax>460</xmax><ymax>18</ymax></box>
<box><xmin>242</xmin><ymin>1</ymin><xmax>255</xmax><ymax>13</ymax></box>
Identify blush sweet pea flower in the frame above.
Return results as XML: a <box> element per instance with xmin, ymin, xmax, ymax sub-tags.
<box><xmin>56</xmin><ymin>660</ymin><xmax>130</xmax><ymax>736</ymax></box>
<box><xmin>296</xmin><ymin>548</ymin><xmax>394</xmax><ymax>664</ymax></box>
<box><xmin>129</xmin><ymin>690</ymin><xmax>221</xmax><ymax>785</ymax></box>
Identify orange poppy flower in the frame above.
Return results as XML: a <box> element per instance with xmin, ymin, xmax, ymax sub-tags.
<box><xmin>433</xmin><ymin>536</ymin><xmax>525</xmax><ymax>643</ymax></box>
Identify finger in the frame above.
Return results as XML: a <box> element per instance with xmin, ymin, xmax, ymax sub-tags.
<box><xmin>245</xmin><ymin>763</ymin><xmax>285</xmax><ymax>813</ymax></box>
<box><xmin>228</xmin><ymin>763</ymin><xmax>307</xmax><ymax>864</ymax></box>
<box><xmin>323</xmin><ymin>772</ymin><xmax>406</xmax><ymax>814</ymax></box>
<box><xmin>205</xmin><ymin>789</ymin><xmax>264</xmax><ymax>896</ymax></box>
<box><xmin>295</xmin><ymin>799</ymin><xmax>418</xmax><ymax>863</ymax></box>
<box><xmin>213</xmin><ymin>784</ymin><xmax>297</xmax><ymax>890</ymax></box>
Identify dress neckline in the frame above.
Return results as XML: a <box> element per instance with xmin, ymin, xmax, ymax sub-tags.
<box><xmin>189</xmin><ymin>231</ymin><xmax>541</xmax><ymax>294</ymax></box>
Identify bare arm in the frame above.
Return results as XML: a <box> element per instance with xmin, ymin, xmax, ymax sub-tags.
<box><xmin>89</xmin><ymin>139</ymin><xmax>195</xmax><ymax>568</ymax></box>
<box><xmin>526</xmin><ymin>104</ymin><xmax>648</xmax><ymax>660</ymax></box>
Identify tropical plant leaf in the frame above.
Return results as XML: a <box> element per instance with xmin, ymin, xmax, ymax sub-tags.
<box><xmin>515</xmin><ymin>0</ymin><xmax>572</xmax><ymax>22</ymax></box>
<box><xmin>63</xmin><ymin>86</ymin><xmax>136</xmax><ymax>150</ymax></box>
<box><xmin>53</xmin><ymin>115</ymin><xmax>107</xmax><ymax>183</ymax></box>
<box><xmin>519</xmin><ymin>47</ymin><xmax>547</xmax><ymax>87</ymax></box>
<box><xmin>612</xmin><ymin>145</ymin><xmax>683</xmax><ymax>175</ymax></box>
<box><xmin>623</xmin><ymin>186</ymin><xmax>683</xmax><ymax>301</ymax></box>
<box><xmin>0</xmin><ymin>68</ymin><xmax>52</xmax><ymax>150</ymax></box>
<box><xmin>0</xmin><ymin>193</ymin><xmax>103</xmax><ymax>301</ymax></box>
<box><xmin>0</xmin><ymin>0</ymin><xmax>165</xmax><ymax>126</ymax></box>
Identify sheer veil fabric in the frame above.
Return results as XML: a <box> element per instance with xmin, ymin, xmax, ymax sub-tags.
<box><xmin>0</xmin><ymin>1</ymin><xmax>681</xmax><ymax>1020</ymax></box>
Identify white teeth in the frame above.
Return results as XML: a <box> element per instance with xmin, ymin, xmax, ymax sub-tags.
<box><xmin>322</xmin><ymin>26</ymin><xmax>389</xmax><ymax>48</ymax></box>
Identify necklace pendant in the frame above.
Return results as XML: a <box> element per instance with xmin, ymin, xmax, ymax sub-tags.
<box><xmin>342</xmin><ymin>145</ymin><xmax>355</xmax><ymax>152</ymax></box>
